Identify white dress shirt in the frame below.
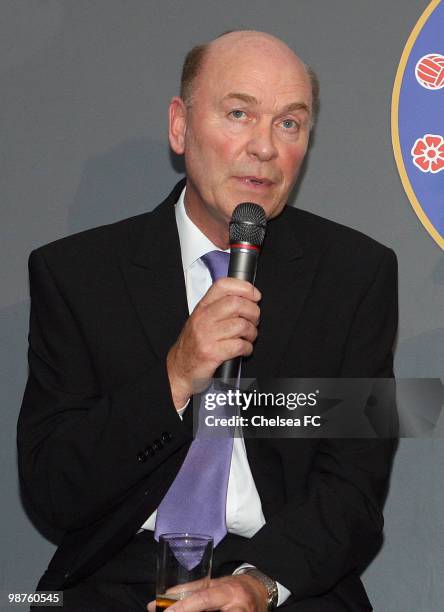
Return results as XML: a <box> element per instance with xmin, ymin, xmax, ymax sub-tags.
<box><xmin>141</xmin><ymin>188</ymin><xmax>290</xmax><ymax>605</ymax></box>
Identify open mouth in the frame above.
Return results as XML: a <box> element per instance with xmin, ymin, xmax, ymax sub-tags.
<box><xmin>237</xmin><ymin>176</ymin><xmax>273</xmax><ymax>187</ymax></box>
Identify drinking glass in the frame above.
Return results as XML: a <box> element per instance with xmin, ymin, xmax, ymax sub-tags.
<box><xmin>156</xmin><ymin>533</ymin><xmax>213</xmax><ymax>611</ymax></box>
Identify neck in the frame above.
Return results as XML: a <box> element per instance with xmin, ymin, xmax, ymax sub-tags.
<box><xmin>184</xmin><ymin>188</ymin><xmax>230</xmax><ymax>250</ymax></box>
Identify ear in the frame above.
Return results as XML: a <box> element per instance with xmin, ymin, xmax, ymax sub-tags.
<box><xmin>168</xmin><ymin>96</ymin><xmax>188</xmax><ymax>155</ymax></box>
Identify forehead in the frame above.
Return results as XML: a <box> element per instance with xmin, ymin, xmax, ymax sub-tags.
<box><xmin>196</xmin><ymin>35</ymin><xmax>312</xmax><ymax>110</ymax></box>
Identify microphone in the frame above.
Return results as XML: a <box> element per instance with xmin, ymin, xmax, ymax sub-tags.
<box><xmin>216</xmin><ymin>202</ymin><xmax>267</xmax><ymax>384</ymax></box>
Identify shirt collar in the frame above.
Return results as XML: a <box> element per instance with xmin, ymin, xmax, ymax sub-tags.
<box><xmin>175</xmin><ymin>186</ymin><xmax>228</xmax><ymax>272</ymax></box>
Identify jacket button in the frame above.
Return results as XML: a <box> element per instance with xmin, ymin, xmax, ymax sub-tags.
<box><xmin>152</xmin><ymin>438</ymin><xmax>163</xmax><ymax>451</ymax></box>
<box><xmin>145</xmin><ymin>446</ymin><xmax>155</xmax><ymax>457</ymax></box>
<box><xmin>161</xmin><ymin>431</ymin><xmax>172</xmax><ymax>443</ymax></box>
<box><xmin>137</xmin><ymin>452</ymin><xmax>147</xmax><ymax>463</ymax></box>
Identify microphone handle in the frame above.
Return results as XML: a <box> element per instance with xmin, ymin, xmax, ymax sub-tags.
<box><xmin>217</xmin><ymin>356</ymin><xmax>241</xmax><ymax>383</ymax></box>
<box><xmin>215</xmin><ymin>245</ymin><xmax>260</xmax><ymax>385</ymax></box>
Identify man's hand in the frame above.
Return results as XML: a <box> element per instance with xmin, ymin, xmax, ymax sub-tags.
<box><xmin>167</xmin><ymin>278</ymin><xmax>261</xmax><ymax>409</ymax></box>
<box><xmin>147</xmin><ymin>574</ymin><xmax>269</xmax><ymax>612</ymax></box>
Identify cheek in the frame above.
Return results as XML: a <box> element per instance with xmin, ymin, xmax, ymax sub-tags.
<box><xmin>280</xmin><ymin>144</ymin><xmax>307</xmax><ymax>179</ymax></box>
<box><xmin>205</xmin><ymin>132</ymin><xmax>241</xmax><ymax>172</ymax></box>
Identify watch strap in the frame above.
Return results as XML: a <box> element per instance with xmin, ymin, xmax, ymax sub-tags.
<box><xmin>233</xmin><ymin>567</ymin><xmax>279</xmax><ymax>610</ymax></box>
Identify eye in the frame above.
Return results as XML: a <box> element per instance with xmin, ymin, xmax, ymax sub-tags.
<box><xmin>281</xmin><ymin>118</ymin><xmax>299</xmax><ymax>130</ymax></box>
<box><xmin>229</xmin><ymin>109</ymin><xmax>247</xmax><ymax>120</ymax></box>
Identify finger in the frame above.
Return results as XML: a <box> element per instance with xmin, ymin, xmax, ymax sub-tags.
<box><xmin>215</xmin><ymin>318</ymin><xmax>258</xmax><ymax>343</ymax></box>
<box><xmin>164</xmin><ymin>578</ymin><xmax>210</xmax><ymax>596</ymax></box>
<box><xmin>206</xmin><ymin>296</ymin><xmax>261</xmax><ymax>326</ymax></box>
<box><xmin>184</xmin><ymin>333</ymin><xmax>254</xmax><ymax>373</ymax></box>
<box><xmin>217</xmin><ymin>338</ymin><xmax>254</xmax><ymax>360</ymax></box>
<box><xmin>193</xmin><ymin>336</ymin><xmax>253</xmax><ymax>366</ymax></box>
<box><xmin>167</xmin><ymin>584</ymin><xmax>234</xmax><ymax>612</ymax></box>
<box><xmin>201</xmin><ymin>278</ymin><xmax>261</xmax><ymax>306</ymax></box>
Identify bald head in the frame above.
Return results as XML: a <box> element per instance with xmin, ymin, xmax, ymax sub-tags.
<box><xmin>180</xmin><ymin>30</ymin><xmax>319</xmax><ymax>126</ymax></box>
<box><xmin>208</xmin><ymin>30</ymin><xmax>306</xmax><ymax>70</ymax></box>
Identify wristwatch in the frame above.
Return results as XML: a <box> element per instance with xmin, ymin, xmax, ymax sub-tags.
<box><xmin>233</xmin><ymin>567</ymin><xmax>279</xmax><ymax>610</ymax></box>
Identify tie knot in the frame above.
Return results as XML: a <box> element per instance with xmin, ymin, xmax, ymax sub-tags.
<box><xmin>201</xmin><ymin>250</ymin><xmax>230</xmax><ymax>282</ymax></box>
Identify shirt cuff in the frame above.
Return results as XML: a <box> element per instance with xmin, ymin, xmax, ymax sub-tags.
<box><xmin>233</xmin><ymin>563</ymin><xmax>291</xmax><ymax>607</ymax></box>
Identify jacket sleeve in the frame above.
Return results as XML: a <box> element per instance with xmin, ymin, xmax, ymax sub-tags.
<box><xmin>18</xmin><ymin>248</ymin><xmax>192</xmax><ymax>531</ymax></box>
<box><xmin>236</xmin><ymin>248</ymin><xmax>398</xmax><ymax>601</ymax></box>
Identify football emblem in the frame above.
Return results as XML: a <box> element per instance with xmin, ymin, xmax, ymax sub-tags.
<box><xmin>415</xmin><ymin>54</ymin><xmax>444</xmax><ymax>90</ymax></box>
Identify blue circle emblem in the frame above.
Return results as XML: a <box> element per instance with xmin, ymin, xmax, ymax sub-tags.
<box><xmin>392</xmin><ymin>0</ymin><xmax>444</xmax><ymax>249</ymax></box>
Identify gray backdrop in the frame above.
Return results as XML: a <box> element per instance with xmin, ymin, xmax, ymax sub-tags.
<box><xmin>1</xmin><ymin>1</ymin><xmax>443</xmax><ymax>610</ymax></box>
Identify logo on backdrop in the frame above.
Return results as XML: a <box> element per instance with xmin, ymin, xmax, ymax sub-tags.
<box><xmin>392</xmin><ymin>0</ymin><xmax>444</xmax><ymax>250</ymax></box>
<box><xmin>411</xmin><ymin>134</ymin><xmax>444</xmax><ymax>173</ymax></box>
<box><xmin>415</xmin><ymin>53</ymin><xmax>444</xmax><ymax>89</ymax></box>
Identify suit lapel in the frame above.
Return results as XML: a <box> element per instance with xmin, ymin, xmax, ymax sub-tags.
<box><xmin>242</xmin><ymin>207</ymin><xmax>322</xmax><ymax>379</ymax></box>
<box><xmin>121</xmin><ymin>181</ymin><xmax>189</xmax><ymax>361</ymax></box>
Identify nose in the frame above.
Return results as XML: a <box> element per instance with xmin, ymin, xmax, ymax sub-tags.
<box><xmin>246</xmin><ymin>119</ymin><xmax>278</xmax><ymax>162</ymax></box>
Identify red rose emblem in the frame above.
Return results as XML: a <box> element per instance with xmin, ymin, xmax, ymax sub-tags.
<box><xmin>411</xmin><ymin>134</ymin><xmax>444</xmax><ymax>173</ymax></box>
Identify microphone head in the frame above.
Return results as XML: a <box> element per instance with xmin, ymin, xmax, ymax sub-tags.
<box><xmin>229</xmin><ymin>202</ymin><xmax>267</xmax><ymax>247</ymax></box>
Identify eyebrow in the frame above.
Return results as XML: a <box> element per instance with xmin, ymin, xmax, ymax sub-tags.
<box><xmin>222</xmin><ymin>92</ymin><xmax>310</xmax><ymax>115</ymax></box>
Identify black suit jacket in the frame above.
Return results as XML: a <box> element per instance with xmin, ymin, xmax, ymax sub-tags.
<box><xmin>18</xmin><ymin>180</ymin><xmax>398</xmax><ymax>609</ymax></box>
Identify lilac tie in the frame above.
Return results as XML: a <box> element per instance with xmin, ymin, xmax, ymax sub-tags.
<box><xmin>154</xmin><ymin>251</ymin><xmax>233</xmax><ymax>554</ymax></box>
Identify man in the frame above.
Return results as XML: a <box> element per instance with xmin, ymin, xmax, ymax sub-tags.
<box><xmin>18</xmin><ymin>31</ymin><xmax>397</xmax><ymax>611</ymax></box>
